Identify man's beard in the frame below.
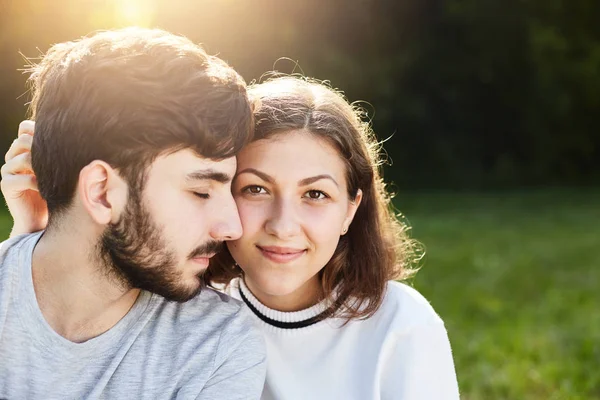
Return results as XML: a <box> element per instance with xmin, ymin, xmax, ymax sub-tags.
<box><xmin>96</xmin><ymin>190</ymin><xmax>223</xmax><ymax>302</ymax></box>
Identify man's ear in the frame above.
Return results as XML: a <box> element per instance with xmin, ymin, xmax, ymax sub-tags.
<box><xmin>77</xmin><ymin>161</ymin><xmax>128</xmax><ymax>225</ymax></box>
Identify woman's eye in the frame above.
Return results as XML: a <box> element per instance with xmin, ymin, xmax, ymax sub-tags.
<box><xmin>304</xmin><ymin>190</ymin><xmax>328</xmax><ymax>200</ymax></box>
<box><xmin>243</xmin><ymin>185</ymin><xmax>267</xmax><ymax>195</ymax></box>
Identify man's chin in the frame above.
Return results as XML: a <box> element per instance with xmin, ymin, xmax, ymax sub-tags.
<box><xmin>141</xmin><ymin>279</ymin><xmax>204</xmax><ymax>303</ymax></box>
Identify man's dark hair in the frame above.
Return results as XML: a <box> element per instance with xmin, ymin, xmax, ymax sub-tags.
<box><xmin>27</xmin><ymin>27</ymin><xmax>253</xmax><ymax>224</ymax></box>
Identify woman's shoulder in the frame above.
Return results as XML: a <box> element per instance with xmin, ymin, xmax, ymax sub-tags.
<box><xmin>373</xmin><ymin>280</ymin><xmax>445</xmax><ymax>332</ymax></box>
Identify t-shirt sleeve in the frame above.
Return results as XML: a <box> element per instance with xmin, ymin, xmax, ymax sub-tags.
<box><xmin>380</xmin><ymin>320</ymin><xmax>460</xmax><ymax>400</ymax></box>
<box><xmin>195</xmin><ymin>307</ymin><xmax>267</xmax><ymax>400</ymax></box>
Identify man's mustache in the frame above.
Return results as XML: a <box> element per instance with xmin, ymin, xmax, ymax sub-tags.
<box><xmin>188</xmin><ymin>240</ymin><xmax>224</xmax><ymax>259</ymax></box>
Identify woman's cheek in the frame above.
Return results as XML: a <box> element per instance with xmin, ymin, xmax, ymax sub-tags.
<box><xmin>237</xmin><ymin>201</ymin><xmax>268</xmax><ymax>232</ymax></box>
<box><xmin>299</xmin><ymin>206</ymin><xmax>343</xmax><ymax>240</ymax></box>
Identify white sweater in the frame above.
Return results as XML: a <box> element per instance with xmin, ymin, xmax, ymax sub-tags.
<box><xmin>224</xmin><ymin>279</ymin><xmax>460</xmax><ymax>400</ymax></box>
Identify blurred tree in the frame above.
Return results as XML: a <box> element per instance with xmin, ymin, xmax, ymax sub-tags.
<box><xmin>0</xmin><ymin>0</ymin><xmax>598</xmax><ymax>188</ymax></box>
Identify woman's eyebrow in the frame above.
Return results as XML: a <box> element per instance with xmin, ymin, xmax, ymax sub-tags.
<box><xmin>299</xmin><ymin>174</ymin><xmax>338</xmax><ymax>187</ymax></box>
<box><xmin>236</xmin><ymin>169</ymin><xmax>338</xmax><ymax>187</ymax></box>
<box><xmin>235</xmin><ymin>168</ymin><xmax>273</xmax><ymax>183</ymax></box>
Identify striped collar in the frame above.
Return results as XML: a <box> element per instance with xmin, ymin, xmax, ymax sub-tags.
<box><xmin>238</xmin><ymin>279</ymin><xmax>332</xmax><ymax>330</ymax></box>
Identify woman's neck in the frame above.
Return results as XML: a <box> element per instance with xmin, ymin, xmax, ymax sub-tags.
<box><xmin>243</xmin><ymin>275</ymin><xmax>322</xmax><ymax>312</ymax></box>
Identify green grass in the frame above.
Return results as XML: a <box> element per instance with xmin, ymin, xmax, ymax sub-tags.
<box><xmin>398</xmin><ymin>190</ymin><xmax>600</xmax><ymax>400</ymax></box>
<box><xmin>0</xmin><ymin>189</ymin><xmax>597</xmax><ymax>398</ymax></box>
<box><xmin>0</xmin><ymin>211</ymin><xmax>13</xmax><ymax>239</ymax></box>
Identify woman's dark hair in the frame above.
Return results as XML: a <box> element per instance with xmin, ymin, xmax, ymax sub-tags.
<box><xmin>207</xmin><ymin>76</ymin><xmax>420</xmax><ymax>320</ymax></box>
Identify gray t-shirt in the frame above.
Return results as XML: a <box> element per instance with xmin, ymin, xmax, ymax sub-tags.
<box><xmin>0</xmin><ymin>233</ymin><xmax>266</xmax><ymax>399</ymax></box>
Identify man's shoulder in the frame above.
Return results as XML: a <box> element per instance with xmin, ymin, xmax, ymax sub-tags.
<box><xmin>154</xmin><ymin>287</ymin><xmax>243</xmax><ymax>324</ymax></box>
<box><xmin>151</xmin><ymin>289</ymin><xmax>266</xmax><ymax>399</ymax></box>
<box><xmin>156</xmin><ymin>285</ymin><xmax>246</xmax><ymax>320</ymax></box>
<box><xmin>148</xmin><ymin>286</ymin><xmax>260</xmax><ymax>342</ymax></box>
<box><xmin>0</xmin><ymin>232</ymin><xmax>38</xmax><ymax>256</ymax></box>
<box><xmin>0</xmin><ymin>232</ymin><xmax>40</xmax><ymax>274</ymax></box>
<box><xmin>145</xmin><ymin>286</ymin><xmax>265</xmax><ymax>369</ymax></box>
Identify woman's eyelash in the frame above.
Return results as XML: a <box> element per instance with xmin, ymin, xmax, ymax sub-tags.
<box><xmin>239</xmin><ymin>186</ymin><xmax>330</xmax><ymax>199</ymax></box>
<box><xmin>304</xmin><ymin>190</ymin><xmax>330</xmax><ymax>200</ymax></box>
<box><xmin>242</xmin><ymin>185</ymin><xmax>267</xmax><ymax>194</ymax></box>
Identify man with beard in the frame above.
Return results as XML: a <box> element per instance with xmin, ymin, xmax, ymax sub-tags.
<box><xmin>0</xmin><ymin>28</ymin><xmax>266</xmax><ymax>399</ymax></box>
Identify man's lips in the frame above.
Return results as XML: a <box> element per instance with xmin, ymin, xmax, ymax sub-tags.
<box><xmin>190</xmin><ymin>253</ymin><xmax>217</xmax><ymax>267</ymax></box>
<box><xmin>257</xmin><ymin>245</ymin><xmax>307</xmax><ymax>263</ymax></box>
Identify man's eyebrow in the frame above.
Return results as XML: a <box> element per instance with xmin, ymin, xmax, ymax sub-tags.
<box><xmin>185</xmin><ymin>170</ymin><xmax>232</xmax><ymax>184</ymax></box>
<box><xmin>235</xmin><ymin>168</ymin><xmax>274</xmax><ymax>183</ymax></box>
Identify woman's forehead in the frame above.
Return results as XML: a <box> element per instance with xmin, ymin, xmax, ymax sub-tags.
<box><xmin>235</xmin><ymin>131</ymin><xmax>347</xmax><ymax>182</ymax></box>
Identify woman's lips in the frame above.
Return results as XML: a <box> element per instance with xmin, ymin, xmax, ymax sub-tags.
<box><xmin>257</xmin><ymin>245</ymin><xmax>307</xmax><ymax>264</ymax></box>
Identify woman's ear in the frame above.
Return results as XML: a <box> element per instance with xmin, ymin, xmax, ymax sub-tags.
<box><xmin>341</xmin><ymin>189</ymin><xmax>363</xmax><ymax>235</ymax></box>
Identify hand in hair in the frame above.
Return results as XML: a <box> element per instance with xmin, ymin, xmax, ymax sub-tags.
<box><xmin>0</xmin><ymin>120</ymin><xmax>48</xmax><ymax>237</ymax></box>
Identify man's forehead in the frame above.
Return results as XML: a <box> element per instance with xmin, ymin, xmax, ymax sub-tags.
<box><xmin>150</xmin><ymin>148</ymin><xmax>237</xmax><ymax>179</ymax></box>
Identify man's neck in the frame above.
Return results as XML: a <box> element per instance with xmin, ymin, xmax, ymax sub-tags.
<box><xmin>31</xmin><ymin>229</ymin><xmax>141</xmax><ymax>343</ymax></box>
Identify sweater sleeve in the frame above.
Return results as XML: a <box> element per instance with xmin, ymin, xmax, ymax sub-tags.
<box><xmin>380</xmin><ymin>320</ymin><xmax>460</xmax><ymax>400</ymax></box>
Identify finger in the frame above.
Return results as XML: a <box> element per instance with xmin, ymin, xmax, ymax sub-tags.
<box><xmin>1</xmin><ymin>152</ymin><xmax>33</xmax><ymax>177</ymax></box>
<box><xmin>0</xmin><ymin>174</ymin><xmax>39</xmax><ymax>195</ymax></box>
<box><xmin>5</xmin><ymin>134</ymin><xmax>33</xmax><ymax>162</ymax></box>
<box><xmin>18</xmin><ymin>120</ymin><xmax>35</xmax><ymax>137</ymax></box>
